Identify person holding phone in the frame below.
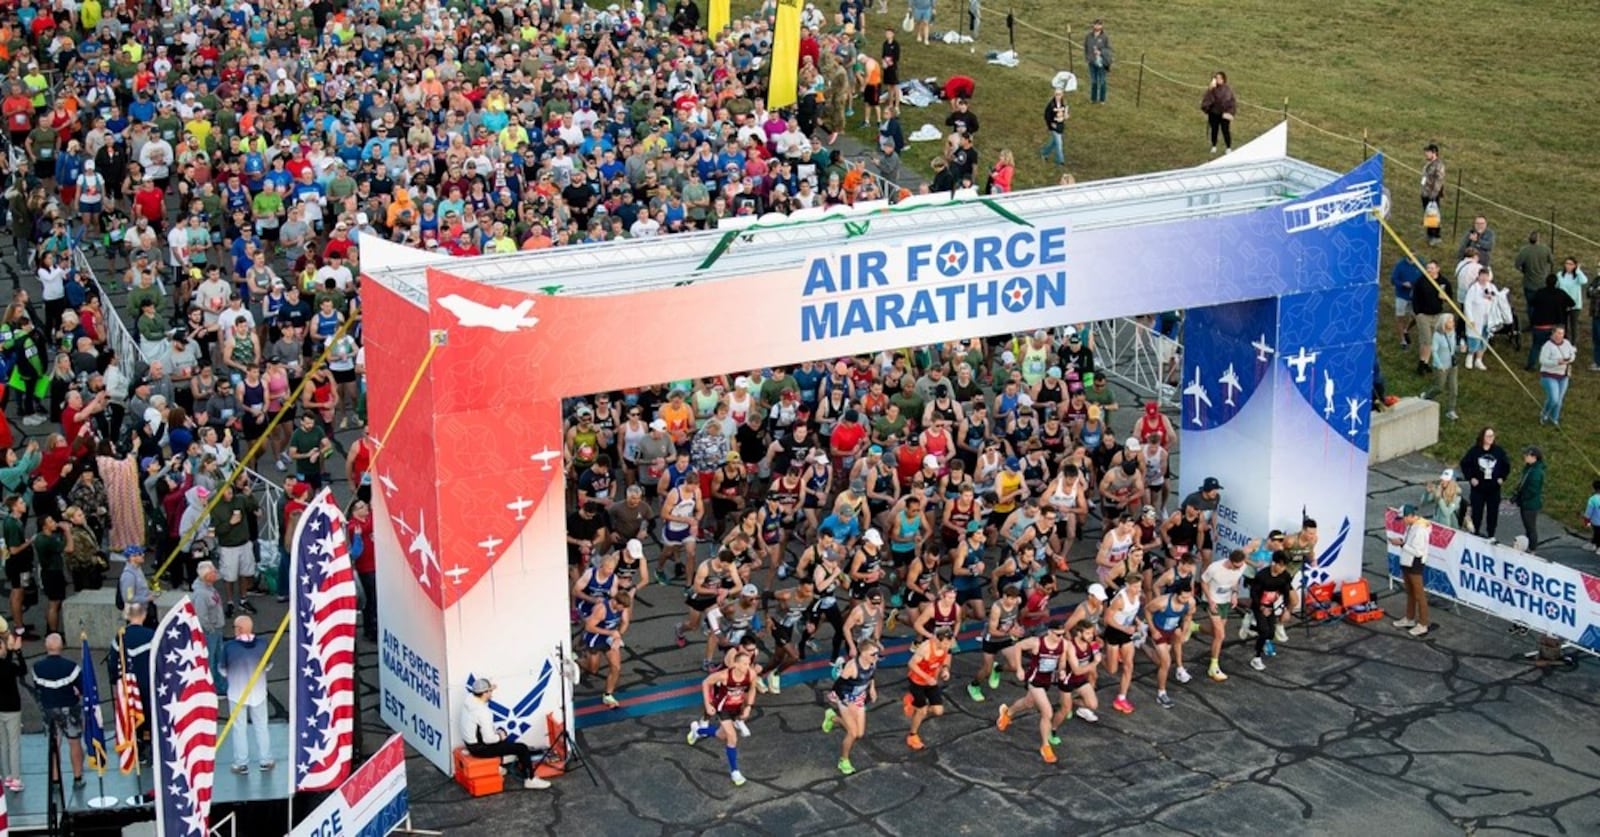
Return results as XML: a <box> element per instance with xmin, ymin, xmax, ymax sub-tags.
<box><xmin>1200</xmin><ymin>71</ymin><xmax>1237</xmax><ymax>154</ymax></box>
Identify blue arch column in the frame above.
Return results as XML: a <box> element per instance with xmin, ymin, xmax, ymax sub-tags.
<box><xmin>1178</xmin><ymin>265</ymin><xmax>1379</xmax><ymax>585</ymax></box>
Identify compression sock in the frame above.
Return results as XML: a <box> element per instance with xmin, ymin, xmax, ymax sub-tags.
<box><xmin>697</xmin><ymin>724</ymin><xmax>718</xmax><ymax>738</ymax></box>
<box><xmin>726</xmin><ymin>746</ymin><xmax>739</xmax><ymax>772</ymax></box>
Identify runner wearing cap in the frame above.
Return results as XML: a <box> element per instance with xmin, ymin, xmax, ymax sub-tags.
<box><xmin>1180</xmin><ymin>476</ymin><xmax>1224</xmax><ymax>570</ymax></box>
<box><xmin>615</xmin><ymin>538</ymin><xmax>650</xmax><ymax>596</ymax></box>
<box><xmin>950</xmin><ymin>520</ymin><xmax>990</xmax><ymax>628</ymax></box>
<box><xmin>764</xmin><ymin>576</ymin><xmax>817</xmax><ymax>692</ymax></box>
<box><xmin>580</xmin><ymin>589</ymin><xmax>633</xmax><ymax>708</ymax></box>
<box><xmin>846</xmin><ymin>528</ymin><xmax>886</xmax><ymax>603</ymax></box>
<box><xmin>705</xmin><ymin>583</ymin><xmax>763</xmax><ymax>671</ymax></box>
<box><xmin>996</xmin><ymin>619</ymin><xmax>1070</xmax><ymax>763</ymax></box>
<box><xmin>838</xmin><ymin>586</ymin><xmax>886</xmax><ymax>671</ymax></box>
<box><xmin>1247</xmin><ymin>553</ymin><xmax>1294</xmax><ymax>671</ymax></box>
<box><xmin>1238</xmin><ymin>530</ymin><xmax>1286</xmax><ymax>639</ymax></box>
<box><xmin>800</xmin><ymin>450</ymin><xmax>834</xmax><ymax>541</ymax></box>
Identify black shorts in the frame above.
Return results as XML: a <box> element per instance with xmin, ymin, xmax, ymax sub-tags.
<box><xmin>908</xmin><ymin>680</ymin><xmax>943</xmax><ymax>708</ymax></box>
<box><xmin>1062</xmin><ymin>676</ymin><xmax>1090</xmax><ymax>692</ymax></box>
<box><xmin>42</xmin><ymin>570</ymin><xmax>67</xmax><ymax>602</ymax></box>
<box><xmin>332</xmin><ymin>367</ymin><xmax>357</xmax><ymax>384</ymax></box>
<box><xmin>863</xmin><ymin>84</ymin><xmax>882</xmax><ymax>106</ymax></box>
<box><xmin>1102</xmin><ymin>626</ymin><xmax>1134</xmax><ymax>646</ymax></box>
<box><xmin>4</xmin><ymin>557</ymin><xmax>28</xmax><ymax>588</ymax></box>
<box><xmin>687</xmin><ymin>594</ymin><xmax>719</xmax><ymax>612</ymax></box>
<box><xmin>889</xmin><ymin>548</ymin><xmax>916</xmax><ymax>569</ymax></box>
<box><xmin>981</xmin><ymin>637</ymin><xmax>1015</xmax><ymax>655</ymax></box>
<box><xmin>955</xmin><ymin>585</ymin><xmax>984</xmax><ymax>605</ymax></box>
<box><xmin>849</xmin><ymin>581</ymin><xmax>876</xmax><ymax>600</ymax></box>
<box><xmin>902</xmin><ymin>588</ymin><xmax>929</xmax><ymax>610</ymax></box>
<box><xmin>713</xmin><ymin>708</ymin><xmax>746</xmax><ymax>723</ymax></box>
<box><xmin>772</xmin><ymin>623</ymin><xmax>802</xmax><ymax>646</ymax></box>
<box><xmin>987</xmin><ymin>510</ymin><xmax>1010</xmax><ymax>529</ymax></box>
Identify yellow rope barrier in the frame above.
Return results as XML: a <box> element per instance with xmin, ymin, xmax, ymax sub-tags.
<box><xmin>1375</xmin><ymin>215</ymin><xmax>1600</xmax><ymax>478</ymax></box>
<box><xmin>150</xmin><ymin>315</ymin><xmax>361</xmax><ymax>590</ymax></box>
<box><xmin>213</xmin><ymin>611</ymin><xmax>291</xmax><ymax>751</ymax></box>
<box><xmin>365</xmin><ymin>335</ymin><xmax>443</xmax><ymax>471</ymax></box>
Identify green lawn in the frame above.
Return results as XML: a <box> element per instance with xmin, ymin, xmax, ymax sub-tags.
<box><xmin>819</xmin><ymin>0</ymin><xmax>1599</xmax><ymax>527</ymax></box>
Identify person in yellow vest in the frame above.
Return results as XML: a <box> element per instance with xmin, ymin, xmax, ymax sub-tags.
<box><xmin>185</xmin><ymin>107</ymin><xmax>214</xmax><ymax>150</ymax></box>
<box><xmin>120</xmin><ymin>40</ymin><xmax>144</xmax><ymax>65</ymax></box>
<box><xmin>79</xmin><ymin>0</ymin><xmax>103</xmax><ymax>30</ymax></box>
<box><xmin>22</xmin><ymin>66</ymin><xmax>49</xmax><ymax>110</ymax></box>
<box><xmin>497</xmin><ymin>116</ymin><xmax>528</xmax><ymax>153</ymax></box>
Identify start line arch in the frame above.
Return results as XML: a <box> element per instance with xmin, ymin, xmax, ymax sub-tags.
<box><xmin>364</xmin><ymin>129</ymin><xmax>1384</xmax><ymax>773</ymax></box>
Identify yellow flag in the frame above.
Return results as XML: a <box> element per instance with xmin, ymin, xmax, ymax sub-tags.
<box><xmin>709</xmin><ymin>0</ymin><xmax>730</xmax><ymax>38</ymax></box>
<box><xmin>767</xmin><ymin>0</ymin><xmax>801</xmax><ymax>111</ymax></box>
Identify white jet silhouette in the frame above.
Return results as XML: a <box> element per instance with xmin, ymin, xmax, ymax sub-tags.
<box><xmin>1252</xmin><ymin>334</ymin><xmax>1277</xmax><ymax>363</ymax></box>
<box><xmin>438</xmin><ymin>294</ymin><xmax>539</xmax><ymax>333</ymax></box>
<box><xmin>1218</xmin><ymin>364</ymin><xmax>1242</xmax><ymax>407</ymax></box>
<box><xmin>1284</xmin><ymin>347</ymin><xmax>1318</xmax><ymax>383</ymax></box>
<box><xmin>1184</xmin><ymin>366</ymin><xmax>1212</xmax><ymax>427</ymax></box>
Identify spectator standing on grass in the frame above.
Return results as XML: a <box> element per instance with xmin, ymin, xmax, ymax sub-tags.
<box><xmin>1040</xmin><ymin>89</ymin><xmax>1068</xmax><ymax>167</ymax></box>
<box><xmin>1458</xmin><ymin>427</ymin><xmax>1510</xmax><ymax>540</ymax></box>
<box><xmin>1588</xmin><ymin>274</ymin><xmax>1600</xmax><ymax>371</ymax></box>
<box><xmin>1200</xmin><ymin>72</ymin><xmax>1237</xmax><ymax>154</ymax></box>
<box><xmin>1510</xmin><ymin>447</ymin><xmax>1546</xmax><ymax>549</ymax></box>
<box><xmin>1514</xmin><ymin>231</ymin><xmax>1554</xmax><ymax>312</ymax></box>
<box><xmin>1083</xmin><ymin>19</ymin><xmax>1113</xmax><ymax>103</ymax></box>
<box><xmin>1421</xmin><ymin>144</ymin><xmax>1446</xmax><ymax>246</ymax></box>
<box><xmin>908</xmin><ymin>0</ymin><xmax>935</xmax><ymax>46</ymax></box>
<box><xmin>882</xmin><ymin>28</ymin><xmax>903</xmax><ymax>103</ymax></box>
<box><xmin>1554</xmin><ymin>257</ymin><xmax>1587</xmax><ymax>343</ymax></box>
<box><xmin>1420</xmin><ymin>314</ymin><xmax>1459</xmax><ymax>422</ymax></box>
<box><xmin>1527</xmin><ymin>275</ymin><xmax>1570</xmax><ymax>371</ymax></box>
<box><xmin>1536</xmin><ymin>327</ymin><xmax>1575</xmax><ymax>425</ymax></box>
<box><xmin>1391</xmin><ymin>256</ymin><xmax>1422</xmax><ymax>349</ymax></box>
<box><xmin>1457</xmin><ymin>215</ymin><xmax>1497</xmax><ymax>270</ymax></box>
<box><xmin>1411</xmin><ymin>260</ymin><xmax>1448</xmax><ymax>375</ymax></box>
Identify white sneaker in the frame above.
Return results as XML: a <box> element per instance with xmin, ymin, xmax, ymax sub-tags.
<box><xmin>768</xmin><ymin>672</ymin><xmax>782</xmax><ymax>694</ymax></box>
<box><xmin>1239</xmin><ymin>615</ymin><xmax>1256</xmax><ymax>641</ymax></box>
<box><xmin>524</xmin><ymin>777</ymin><xmax>552</xmax><ymax>790</ymax></box>
<box><xmin>1249</xmin><ymin>657</ymin><xmax>1266</xmax><ymax>671</ymax></box>
<box><xmin>687</xmin><ymin>722</ymin><xmax>702</xmax><ymax>746</ymax></box>
<box><xmin>1273</xmin><ymin>625</ymin><xmax>1288</xmax><ymax>643</ymax></box>
<box><xmin>1075</xmin><ymin>707</ymin><xmax>1099</xmax><ymax>723</ymax></box>
<box><xmin>1408</xmin><ymin>624</ymin><xmax>1430</xmax><ymax>637</ymax></box>
<box><xmin>730</xmin><ymin>770</ymin><xmax>747</xmax><ymax>787</ymax></box>
<box><xmin>1210</xmin><ymin>146</ymin><xmax>1218</xmax><ymax>154</ymax></box>
<box><xmin>734</xmin><ymin>719</ymin><xmax>752</xmax><ymax>738</ymax></box>
<box><xmin>1393</xmin><ymin>618</ymin><xmax>1416</xmax><ymax>629</ymax></box>
<box><xmin>1174</xmin><ymin>666</ymin><xmax>1193</xmax><ymax>684</ymax></box>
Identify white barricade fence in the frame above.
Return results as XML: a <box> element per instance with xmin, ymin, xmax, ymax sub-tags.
<box><xmin>1382</xmin><ymin>508</ymin><xmax>1600</xmax><ymax>653</ymax></box>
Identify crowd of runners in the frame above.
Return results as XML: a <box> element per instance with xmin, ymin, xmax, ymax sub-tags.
<box><xmin>562</xmin><ymin>331</ymin><xmax>1322</xmax><ymax>782</ymax></box>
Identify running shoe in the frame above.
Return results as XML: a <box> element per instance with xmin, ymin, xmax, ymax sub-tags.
<box><xmin>987</xmin><ymin>668</ymin><xmax>1001</xmax><ymax>689</ymax></box>
<box><xmin>1393</xmin><ymin>618</ymin><xmax>1417</xmax><ymax>629</ymax></box>
<box><xmin>1249</xmin><ymin>657</ymin><xmax>1266</xmax><ymax>671</ymax></box>
<box><xmin>730</xmin><ymin>770</ymin><xmax>747</xmax><ymax>787</ymax></box>
<box><xmin>1112</xmin><ymin>696</ymin><xmax>1134</xmax><ymax>714</ymax></box>
<box><xmin>734</xmin><ymin>719</ymin><xmax>752</xmax><ymax>738</ymax></box>
<box><xmin>1408</xmin><ymin>623</ymin><xmax>1430</xmax><ymax>637</ymax></box>
<box><xmin>524</xmin><ymin>777</ymin><xmax>553</xmax><ymax>790</ymax></box>
<box><xmin>966</xmin><ymin>683</ymin><xmax>986</xmax><ymax>702</ymax></box>
<box><xmin>674</xmin><ymin>624</ymin><xmax>687</xmax><ymax>648</ymax></box>
<box><xmin>889</xmin><ymin>593</ymin><xmax>903</xmax><ymax>609</ymax></box>
<box><xmin>906</xmin><ymin>733</ymin><xmax>925</xmax><ymax>751</ymax></box>
<box><xmin>1040</xmin><ymin>744</ymin><xmax>1057</xmax><ymax>764</ymax></box>
<box><xmin>1208</xmin><ymin>666</ymin><xmax>1228</xmax><ymax>682</ymax></box>
<box><xmin>5</xmin><ymin>777</ymin><xmax>21</xmax><ymax>792</ymax></box>
<box><xmin>1273</xmin><ymin>625</ymin><xmax>1288</xmax><ymax>643</ymax></box>
<box><xmin>1156</xmin><ymin>692</ymin><xmax>1174</xmax><ymax>709</ymax></box>
<box><xmin>1174</xmin><ymin>666</ymin><xmax>1192</xmax><ymax>684</ymax></box>
<box><xmin>687</xmin><ymin>722</ymin><xmax>702</xmax><ymax>745</ymax></box>
<box><xmin>1264</xmin><ymin>640</ymin><xmax>1276</xmax><ymax>658</ymax></box>
<box><xmin>885</xmin><ymin>609</ymin><xmax>898</xmax><ymax>632</ymax></box>
<box><xmin>1074</xmin><ymin>708</ymin><xmax>1099</xmax><ymax>723</ymax></box>
<box><xmin>1239</xmin><ymin>617</ymin><xmax>1257</xmax><ymax>641</ymax></box>
<box><xmin>1186</xmin><ymin>622</ymin><xmax>1199</xmax><ymax>640</ymax></box>
<box><xmin>822</xmin><ymin>708</ymin><xmax>838</xmax><ymax>733</ymax></box>
<box><xmin>755</xmin><ymin>676</ymin><xmax>770</xmax><ymax>694</ymax></box>
<box><xmin>1048</xmin><ymin>733</ymin><xmax>1061</xmax><ymax>746</ymax></box>
<box><xmin>837</xmin><ymin>758</ymin><xmax>855</xmax><ymax>776</ymax></box>
<box><xmin>769</xmin><ymin>672</ymin><xmax>782</xmax><ymax>694</ymax></box>
<box><xmin>902</xmin><ymin>693</ymin><xmax>915</xmax><ymax>717</ymax></box>
<box><xmin>602</xmin><ymin>693</ymin><xmax>619</xmax><ymax>708</ymax></box>
<box><xmin>831</xmin><ymin>658</ymin><xmax>845</xmax><ymax>679</ymax></box>
<box><xmin>996</xmin><ymin>705</ymin><xmax>1012</xmax><ymax>731</ymax></box>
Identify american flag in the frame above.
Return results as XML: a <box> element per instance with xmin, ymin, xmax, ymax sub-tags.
<box><xmin>114</xmin><ymin>648</ymin><xmax>145</xmax><ymax>774</ymax></box>
<box><xmin>289</xmin><ymin>488</ymin><xmax>358</xmax><ymax>792</ymax></box>
<box><xmin>0</xmin><ymin>785</ymin><xmax>7</xmax><ymax>835</ymax></box>
<box><xmin>151</xmin><ymin>597</ymin><xmax>218</xmax><ymax>837</ymax></box>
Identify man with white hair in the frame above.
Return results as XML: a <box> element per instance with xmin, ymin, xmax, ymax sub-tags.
<box><xmin>192</xmin><ymin>561</ymin><xmax>227</xmax><ymax>688</ymax></box>
<box><xmin>220</xmin><ymin>614</ymin><xmax>274</xmax><ymax>773</ymax></box>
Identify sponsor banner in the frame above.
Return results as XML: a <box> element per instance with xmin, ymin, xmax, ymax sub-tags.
<box><xmin>1384</xmin><ymin>510</ymin><xmax>1600</xmax><ymax>651</ymax></box>
<box><xmin>292</xmin><ymin>735</ymin><xmax>409</xmax><ymax>837</ymax></box>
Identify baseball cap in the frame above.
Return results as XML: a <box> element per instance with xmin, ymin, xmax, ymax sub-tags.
<box><xmin>966</xmin><ymin>519</ymin><xmax>984</xmax><ymax>533</ymax></box>
<box><xmin>469</xmin><ymin>679</ymin><xmax>494</xmax><ymax>695</ymax></box>
<box><xmin>1200</xmin><ymin>477</ymin><xmax>1224</xmax><ymax>491</ymax></box>
<box><xmin>861</xmin><ymin>529</ymin><xmax>883</xmax><ymax>546</ymax></box>
<box><xmin>1400</xmin><ymin>504</ymin><xmax>1418</xmax><ymax>517</ymax></box>
<box><xmin>867</xmin><ymin>444</ymin><xmax>883</xmax><ymax>456</ymax></box>
<box><xmin>740</xmin><ymin>583</ymin><xmax>759</xmax><ymax>598</ymax></box>
<box><xmin>1440</xmin><ymin>469</ymin><xmax>1455</xmax><ymax>481</ymax></box>
<box><xmin>649</xmin><ymin>419</ymin><xmax>667</xmax><ymax>431</ymax></box>
<box><xmin>1087</xmin><ymin>583</ymin><xmax>1108</xmax><ymax>602</ymax></box>
<box><xmin>625</xmin><ymin>539</ymin><xmax>644</xmax><ymax>558</ymax></box>
<box><xmin>922</xmin><ymin>454</ymin><xmax>940</xmax><ymax>469</ymax></box>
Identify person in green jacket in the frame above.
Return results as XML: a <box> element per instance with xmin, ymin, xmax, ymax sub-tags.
<box><xmin>1511</xmin><ymin>446</ymin><xmax>1547</xmax><ymax>549</ymax></box>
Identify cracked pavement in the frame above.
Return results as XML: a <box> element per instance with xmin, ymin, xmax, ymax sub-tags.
<box><xmin>359</xmin><ymin>453</ymin><xmax>1600</xmax><ymax>835</ymax></box>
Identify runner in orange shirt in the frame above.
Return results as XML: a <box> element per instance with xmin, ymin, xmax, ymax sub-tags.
<box><xmin>902</xmin><ymin>628</ymin><xmax>954</xmax><ymax>750</ymax></box>
<box><xmin>855</xmin><ymin>54</ymin><xmax>884</xmax><ymax>129</ymax></box>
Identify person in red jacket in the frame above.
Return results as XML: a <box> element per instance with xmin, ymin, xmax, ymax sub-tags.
<box><xmin>346</xmin><ymin>499</ymin><xmax>376</xmax><ymax>641</ymax></box>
